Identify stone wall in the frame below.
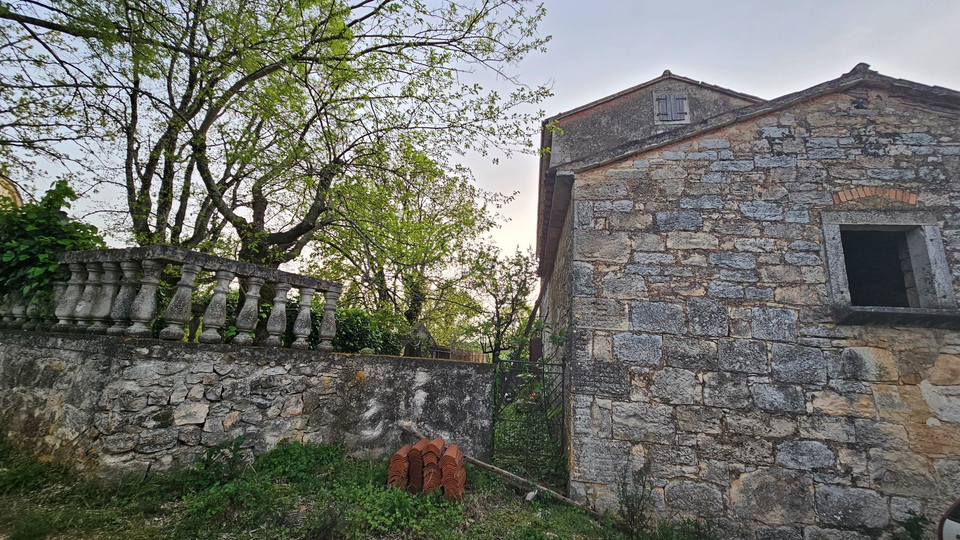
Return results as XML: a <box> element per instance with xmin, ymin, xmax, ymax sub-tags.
<box><xmin>0</xmin><ymin>331</ymin><xmax>493</xmax><ymax>475</ymax></box>
<box><xmin>563</xmin><ymin>87</ymin><xmax>960</xmax><ymax>538</ymax></box>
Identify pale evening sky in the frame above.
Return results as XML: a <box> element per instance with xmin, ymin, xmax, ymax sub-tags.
<box><xmin>474</xmin><ymin>0</ymin><xmax>960</xmax><ymax>254</ymax></box>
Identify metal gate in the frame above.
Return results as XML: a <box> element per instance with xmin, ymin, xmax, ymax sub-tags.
<box><xmin>491</xmin><ymin>357</ymin><xmax>566</xmax><ymax>489</ymax></box>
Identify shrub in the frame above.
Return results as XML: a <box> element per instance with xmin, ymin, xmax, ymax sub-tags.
<box><xmin>0</xmin><ymin>180</ymin><xmax>104</xmax><ymax>309</ymax></box>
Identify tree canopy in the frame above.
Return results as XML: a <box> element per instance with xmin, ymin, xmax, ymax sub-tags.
<box><xmin>0</xmin><ymin>0</ymin><xmax>550</xmax><ymax>267</ymax></box>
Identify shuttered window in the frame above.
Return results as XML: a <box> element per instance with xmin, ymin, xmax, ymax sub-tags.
<box><xmin>656</xmin><ymin>94</ymin><xmax>687</xmax><ymax>122</ymax></box>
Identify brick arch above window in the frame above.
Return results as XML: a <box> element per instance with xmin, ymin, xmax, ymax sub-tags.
<box><xmin>832</xmin><ymin>187</ymin><xmax>918</xmax><ymax>205</ymax></box>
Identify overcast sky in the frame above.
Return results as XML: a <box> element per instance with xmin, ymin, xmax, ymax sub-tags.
<box><xmin>475</xmin><ymin>0</ymin><xmax>960</xmax><ymax>253</ymax></box>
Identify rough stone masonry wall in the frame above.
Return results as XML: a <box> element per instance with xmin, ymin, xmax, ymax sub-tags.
<box><xmin>566</xmin><ymin>88</ymin><xmax>960</xmax><ymax>539</ymax></box>
<box><xmin>0</xmin><ymin>332</ymin><xmax>493</xmax><ymax>475</ymax></box>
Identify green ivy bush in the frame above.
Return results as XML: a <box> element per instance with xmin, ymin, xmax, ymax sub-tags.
<box><xmin>0</xmin><ymin>180</ymin><xmax>104</xmax><ymax>311</ymax></box>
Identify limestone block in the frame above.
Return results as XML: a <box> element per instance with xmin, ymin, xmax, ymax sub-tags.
<box><xmin>137</xmin><ymin>427</ymin><xmax>179</xmax><ymax>454</ymax></box>
<box><xmin>815</xmin><ymin>484</ymin><xmax>889</xmax><ymax>530</ymax></box>
<box><xmin>709</xmin><ymin>281</ymin><xmax>744</xmax><ymax>298</ymax></box>
<box><xmin>577</xmin><ymin>178</ymin><xmax>628</xmax><ymax>199</ymax></box>
<box><xmin>571</xmin><ymin>262</ymin><xmax>597</xmax><ymax>296</ymax></box>
<box><xmin>676</xmin><ymin>405</ymin><xmax>723</xmax><ymax>434</ymax></box>
<box><xmin>772</xmin><ymin>344</ymin><xmax>827</xmax><ymax>386</ymax></box>
<box><xmin>811</xmin><ymin>390</ymin><xmax>876</xmax><ymax>418</ymax></box>
<box><xmin>757</xmin><ymin>527</ymin><xmax>803</xmax><ymax>540</ymax></box>
<box><xmin>709</xmin><ymin>252</ymin><xmax>757</xmax><ymax>269</ymax></box>
<box><xmin>852</xmin><ymin>419</ymin><xmax>908</xmax><ymax>449</ymax></box>
<box><xmin>927</xmin><ymin>354</ymin><xmax>960</xmax><ymax>386</ymax></box>
<box><xmin>655</xmin><ymin>211</ymin><xmax>702</xmax><ymax>232</ymax></box>
<box><xmin>664</xmin><ymin>480</ymin><xmax>724</xmax><ymax>517</ymax></box>
<box><xmin>776</xmin><ymin>440</ymin><xmax>835</xmax><ymax>470</ymax></box>
<box><xmin>173</xmin><ymin>402</ymin><xmax>209</xmax><ymax>426</ymax></box>
<box><xmin>698</xmin><ymin>434</ymin><xmax>773</xmax><ymax>464</ymax></box>
<box><xmin>752</xmin><ymin>383</ymin><xmax>806</xmax><ymax>413</ymax></box>
<box><xmin>687</xmin><ymin>298</ymin><xmax>728</xmax><ymax>337</ymax></box>
<box><xmin>599</xmin><ymin>272</ymin><xmax>647</xmax><ymax>299</ymax></box>
<box><xmin>840</xmin><ymin>348</ymin><xmax>898</xmax><ymax>382</ymax></box>
<box><xmin>755</xmin><ymin>155</ymin><xmax>797</xmax><ymax>168</ymax></box>
<box><xmin>868</xmin><ymin>449</ymin><xmax>938</xmax><ymax>498</ymax></box>
<box><xmin>612</xmin><ymin>332</ymin><xmax>662</xmax><ymax>366</ymax></box>
<box><xmin>631</xmin><ymin>302</ymin><xmax>686</xmax><ymax>335</ymax></box>
<box><xmin>726</xmin><ymin>410</ymin><xmax>797</xmax><ymax>438</ymax></box>
<box><xmin>651</xmin><ymin>368</ymin><xmax>701</xmax><ymax>405</ymax></box>
<box><xmin>666</xmin><ymin>232</ymin><xmax>718</xmax><ymax>249</ymax></box>
<box><xmin>574</xmin><ymin>298</ymin><xmax>627</xmax><ymax>330</ymax></box>
<box><xmin>729</xmin><ymin>468</ymin><xmax>815</xmax><ymax>524</ymax></box>
<box><xmin>703</xmin><ymin>371</ymin><xmax>752</xmax><ymax>409</ymax></box>
<box><xmin>664</xmin><ymin>337</ymin><xmax>718</xmax><ymax>370</ymax></box>
<box><xmin>934</xmin><ymin>459</ymin><xmax>960</xmax><ymax>499</ymax></box>
<box><xmin>612</xmin><ymin>401</ymin><xmax>675</xmax><ymax>442</ymax></box>
<box><xmin>740</xmin><ymin>201</ymin><xmax>783</xmax><ymax>221</ymax></box>
<box><xmin>574</xmin><ymin>231</ymin><xmax>630</xmax><ymax>262</ymax></box>
<box><xmin>919</xmin><ymin>380</ymin><xmax>960</xmax><ymax>423</ymax></box>
<box><xmin>889</xmin><ymin>496</ymin><xmax>923</xmax><ymax>523</ymax></box>
<box><xmin>630</xmin><ymin>232</ymin><xmax>665</xmax><ymax>251</ymax></box>
<box><xmin>718</xmin><ymin>339</ymin><xmax>768</xmax><ymax>373</ymax></box>
<box><xmin>752</xmin><ymin>307</ymin><xmax>798</xmax><ymax>342</ymax></box>
<box><xmin>679</xmin><ymin>195</ymin><xmax>723</xmax><ymax>209</ymax></box>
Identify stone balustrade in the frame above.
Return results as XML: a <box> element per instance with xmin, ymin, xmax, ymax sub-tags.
<box><xmin>0</xmin><ymin>246</ymin><xmax>342</xmax><ymax>350</ymax></box>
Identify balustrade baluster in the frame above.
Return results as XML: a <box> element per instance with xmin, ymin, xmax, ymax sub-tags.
<box><xmin>73</xmin><ymin>262</ymin><xmax>103</xmax><ymax>331</ymax></box>
<box><xmin>9</xmin><ymin>293</ymin><xmax>27</xmax><ymax>329</ymax></box>
<box><xmin>44</xmin><ymin>281</ymin><xmax>68</xmax><ymax>331</ymax></box>
<box><xmin>291</xmin><ymin>287</ymin><xmax>316</xmax><ymax>349</ymax></box>
<box><xmin>231</xmin><ymin>276</ymin><xmax>263</xmax><ymax>346</ymax></box>
<box><xmin>54</xmin><ymin>263</ymin><xmax>87</xmax><ymax>331</ymax></box>
<box><xmin>318</xmin><ymin>288</ymin><xmax>340</xmax><ymax>351</ymax></box>
<box><xmin>89</xmin><ymin>262</ymin><xmax>121</xmax><ymax>334</ymax></box>
<box><xmin>160</xmin><ymin>263</ymin><xmax>201</xmax><ymax>341</ymax></box>
<box><xmin>198</xmin><ymin>270</ymin><xmax>235</xmax><ymax>344</ymax></box>
<box><xmin>263</xmin><ymin>283</ymin><xmax>291</xmax><ymax>348</ymax></box>
<box><xmin>23</xmin><ymin>292</ymin><xmax>42</xmax><ymax>331</ymax></box>
<box><xmin>108</xmin><ymin>261</ymin><xmax>140</xmax><ymax>336</ymax></box>
<box><xmin>0</xmin><ymin>294</ymin><xmax>13</xmax><ymax>328</ymax></box>
<box><xmin>126</xmin><ymin>259</ymin><xmax>165</xmax><ymax>338</ymax></box>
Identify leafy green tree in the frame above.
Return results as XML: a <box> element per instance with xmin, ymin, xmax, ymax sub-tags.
<box><xmin>0</xmin><ymin>180</ymin><xmax>104</xmax><ymax>306</ymax></box>
<box><xmin>0</xmin><ymin>0</ymin><xmax>550</xmax><ymax>267</ymax></box>
<box><xmin>463</xmin><ymin>246</ymin><xmax>536</xmax><ymax>362</ymax></box>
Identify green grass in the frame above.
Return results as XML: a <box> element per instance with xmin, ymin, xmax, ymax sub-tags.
<box><xmin>0</xmin><ymin>436</ymin><xmax>718</xmax><ymax>540</ymax></box>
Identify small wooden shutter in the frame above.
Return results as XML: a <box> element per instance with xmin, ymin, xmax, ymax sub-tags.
<box><xmin>673</xmin><ymin>96</ymin><xmax>686</xmax><ymax>120</ymax></box>
<box><xmin>656</xmin><ymin>96</ymin><xmax>670</xmax><ymax>121</ymax></box>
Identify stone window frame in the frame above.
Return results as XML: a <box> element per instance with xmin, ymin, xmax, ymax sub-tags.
<box><xmin>822</xmin><ymin>210</ymin><xmax>960</xmax><ymax>328</ymax></box>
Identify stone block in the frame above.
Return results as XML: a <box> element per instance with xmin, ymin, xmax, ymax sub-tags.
<box><xmin>935</xmin><ymin>459</ymin><xmax>960</xmax><ymax>499</ymax></box>
<box><xmin>700</xmin><ymin>172</ymin><xmax>731</xmax><ymax>183</ymax></box>
<box><xmin>757</xmin><ymin>527</ymin><xmax>803</xmax><ymax>540</ymax></box>
<box><xmin>655</xmin><ymin>211</ymin><xmax>702</xmax><ymax>232</ymax></box>
<box><xmin>173</xmin><ymin>402</ymin><xmax>209</xmax><ymax>426</ymax></box>
<box><xmin>927</xmin><ymin>354</ymin><xmax>960</xmax><ymax>386</ymax></box>
<box><xmin>664</xmin><ymin>480</ymin><xmax>724</xmax><ymax>517</ymax></box>
<box><xmin>840</xmin><ymin>348</ymin><xmax>898</xmax><ymax>382</ymax></box>
<box><xmin>729</xmin><ymin>468</ymin><xmax>815</xmax><ymax>524</ymax></box>
<box><xmin>919</xmin><ymin>380</ymin><xmax>960</xmax><ymax>423</ymax></box>
<box><xmin>740</xmin><ymin>201</ymin><xmax>783</xmax><ymax>221</ymax></box>
<box><xmin>755</xmin><ymin>155</ymin><xmax>797</xmax><ymax>168</ymax></box>
<box><xmin>708</xmin><ymin>281</ymin><xmax>743</xmax><ymax>298</ymax></box>
<box><xmin>137</xmin><ymin>427</ymin><xmax>179</xmax><ymax>454</ymax></box>
<box><xmin>651</xmin><ymin>368</ymin><xmax>701</xmax><ymax>405</ymax></box>
<box><xmin>571</xmin><ymin>437</ymin><xmax>633</xmax><ymax>483</ymax></box>
<box><xmin>726</xmin><ymin>410</ymin><xmax>797</xmax><ymax>438</ymax></box>
<box><xmin>572</xmin><ymin>361</ymin><xmax>630</xmax><ymax>400</ymax></box>
<box><xmin>613</xmin><ymin>333</ymin><xmax>662</xmax><ymax>366</ymax></box>
<box><xmin>631</xmin><ymin>302</ymin><xmax>686</xmax><ymax>335</ymax></box>
<box><xmin>772</xmin><ymin>343</ymin><xmax>826</xmax><ymax>385</ymax></box>
<box><xmin>868</xmin><ymin>449</ymin><xmax>938</xmax><ymax>497</ymax></box>
<box><xmin>687</xmin><ymin>298</ymin><xmax>728</xmax><ymax>337</ymax></box>
<box><xmin>701</xmin><ymin>138</ymin><xmax>730</xmax><ymax>149</ymax></box>
<box><xmin>776</xmin><ymin>441</ymin><xmax>835</xmax><ymax>469</ymax></box>
<box><xmin>801</xmin><ymin>526</ymin><xmax>871</xmax><ymax>540</ymax></box>
<box><xmin>853</xmin><ymin>419</ymin><xmax>908</xmax><ymax>449</ymax></box>
<box><xmin>599</xmin><ymin>272</ymin><xmax>647</xmax><ymax>299</ymax></box>
<box><xmin>703</xmin><ymin>371</ymin><xmax>752</xmax><ymax>409</ymax></box>
<box><xmin>815</xmin><ymin>484</ymin><xmax>889</xmax><ymax>530</ymax></box>
<box><xmin>612</xmin><ymin>401</ymin><xmax>675</xmax><ymax>442</ymax></box>
<box><xmin>711</xmin><ymin>160</ymin><xmax>755</xmax><ymax>172</ymax></box>
<box><xmin>676</xmin><ymin>405</ymin><xmax>723</xmax><ymax>434</ymax></box>
<box><xmin>752</xmin><ymin>307</ymin><xmax>798</xmax><ymax>342</ymax></box>
<box><xmin>680</xmin><ymin>195</ymin><xmax>723</xmax><ymax>209</ymax></box>
<box><xmin>785</xmin><ymin>252</ymin><xmax>822</xmax><ymax>266</ymax></box>
<box><xmin>709</xmin><ymin>252</ymin><xmax>756</xmax><ymax>269</ymax></box>
<box><xmin>699</xmin><ymin>434</ymin><xmax>773</xmax><ymax>464</ymax></box>
<box><xmin>574</xmin><ymin>297</ymin><xmax>627</xmax><ymax>330</ymax></box>
<box><xmin>571</xmin><ymin>261</ymin><xmax>597</xmax><ymax>296</ymax></box>
<box><xmin>630</xmin><ymin>232</ymin><xmax>665</xmax><ymax>251</ymax></box>
<box><xmin>718</xmin><ymin>339</ymin><xmax>768</xmax><ymax>373</ymax></box>
<box><xmin>574</xmin><ymin>230</ymin><xmax>630</xmax><ymax>262</ymax></box>
<box><xmin>666</xmin><ymin>232</ymin><xmax>718</xmax><ymax>249</ymax></box>
<box><xmin>664</xmin><ymin>336</ymin><xmax>718</xmax><ymax>370</ymax></box>
<box><xmin>752</xmin><ymin>383</ymin><xmax>805</xmax><ymax>413</ymax></box>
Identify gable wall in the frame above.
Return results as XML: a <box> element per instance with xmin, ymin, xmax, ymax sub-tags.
<box><xmin>548</xmin><ymin>80</ymin><xmax>756</xmax><ymax>168</ymax></box>
<box><xmin>561</xmin><ymin>87</ymin><xmax>960</xmax><ymax>538</ymax></box>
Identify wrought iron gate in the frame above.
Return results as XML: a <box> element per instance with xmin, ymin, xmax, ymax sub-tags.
<box><xmin>491</xmin><ymin>357</ymin><xmax>566</xmax><ymax>489</ymax></box>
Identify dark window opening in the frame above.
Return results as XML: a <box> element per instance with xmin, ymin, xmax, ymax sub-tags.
<box><xmin>656</xmin><ymin>95</ymin><xmax>687</xmax><ymax>122</ymax></box>
<box><xmin>840</xmin><ymin>229</ymin><xmax>918</xmax><ymax>308</ymax></box>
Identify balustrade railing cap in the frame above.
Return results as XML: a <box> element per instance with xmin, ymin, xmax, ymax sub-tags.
<box><xmin>59</xmin><ymin>246</ymin><xmax>342</xmax><ymax>293</ymax></box>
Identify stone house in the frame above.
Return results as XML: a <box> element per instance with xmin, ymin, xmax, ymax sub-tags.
<box><xmin>536</xmin><ymin>63</ymin><xmax>960</xmax><ymax>538</ymax></box>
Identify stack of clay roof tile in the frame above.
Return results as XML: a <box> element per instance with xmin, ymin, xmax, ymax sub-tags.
<box><xmin>387</xmin><ymin>437</ymin><xmax>466</xmax><ymax>502</ymax></box>
<box><xmin>388</xmin><ymin>444</ymin><xmax>411</xmax><ymax>489</ymax></box>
